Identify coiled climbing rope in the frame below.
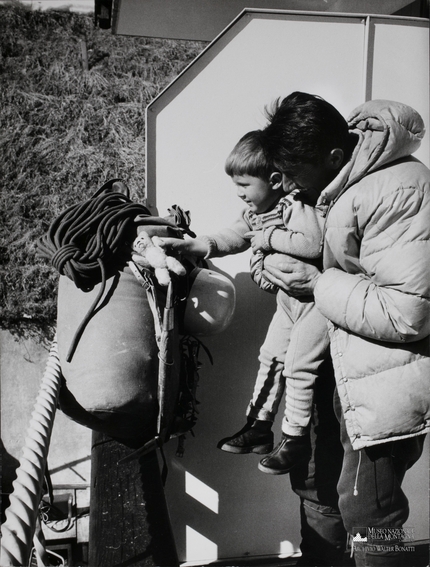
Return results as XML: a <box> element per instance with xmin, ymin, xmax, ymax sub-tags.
<box><xmin>36</xmin><ymin>180</ymin><xmax>151</xmax><ymax>362</ymax></box>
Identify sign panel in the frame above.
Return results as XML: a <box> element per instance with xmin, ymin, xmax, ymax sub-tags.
<box><xmin>147</xmin><ymin>10</ymin><xmax>430</xmax><ymax>564</ymax></box>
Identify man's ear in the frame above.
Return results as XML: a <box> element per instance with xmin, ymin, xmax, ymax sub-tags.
<box><xmin>269</xmin><ymin>171</ymin><xmax>283</xmax><ymax>190</ymax></box>
<box><xmin>327</xmin><ymin>148</ymin><xmax>344</xmax><ymax>170</ymax></box>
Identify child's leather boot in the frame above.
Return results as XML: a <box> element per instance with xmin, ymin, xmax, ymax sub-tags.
<box><xmin>258</xmin><ymin>432</ymin><xmax>311</xmax><ymax>474</ymax></box>
<box><xmin>217</xmin><ymin>419</ymin><xmax>274</xmax><ymax>454</ymax></box>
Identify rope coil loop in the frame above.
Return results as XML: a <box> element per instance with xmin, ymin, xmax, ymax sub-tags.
<box><xmin>38</xmin><ymin>189</ymin><xmax>150</xmax><ymax>290</ymax></box>
<box><xmin>51</xmin><ymin>244</ymin><xmax>82</xmax><ymax>278</ymax></box>
<box><xmin>37</xmin><ymin>182</ymin><xmax>151</xmax><ymax>361</ymax></box>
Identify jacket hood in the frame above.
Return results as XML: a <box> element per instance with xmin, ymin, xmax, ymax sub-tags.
<box><xmin>319</xmin><ymin>100</ymin><xmax>426</xmax><ymax>205</ymax></box>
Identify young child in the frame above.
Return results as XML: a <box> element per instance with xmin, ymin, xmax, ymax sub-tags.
<box><xmin>159</xmin><ymin>130</ymin><xmax>330</xmax><ymax>475</ymax></box>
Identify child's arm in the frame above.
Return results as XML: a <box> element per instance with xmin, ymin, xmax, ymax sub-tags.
<box><xmin>156</xmin><ymin>236</ymin><xmax>209</xmax><ymax>257</ymax></box>
<box><xmin>158</xmin><ymin>212</ymin><xmax>252</xmax><ymax>259</ymax></box>
<box><xmin>249</xmin><ymin>202</ymin><xmax>324</xmax><ymax>259</ymax></box>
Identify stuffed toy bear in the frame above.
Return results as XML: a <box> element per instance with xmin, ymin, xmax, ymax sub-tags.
<box><xmin>132</xmin><ymin>231</ymin><xmax>186</xmax><ymax>286</ymax></box>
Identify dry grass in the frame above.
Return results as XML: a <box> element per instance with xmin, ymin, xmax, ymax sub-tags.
<box><xmin>0</xmin><ymin>1</ymin><xmax>205</xmax><ymax>341</ymax></box>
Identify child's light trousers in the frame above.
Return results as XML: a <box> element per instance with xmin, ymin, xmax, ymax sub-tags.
<box><xmin>247</xmin><ymin>290</ymin><xmax>330</xmax><ymax>436</ymax></box>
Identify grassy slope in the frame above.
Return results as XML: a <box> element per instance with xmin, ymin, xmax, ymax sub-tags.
<box><xmin>0</xmin><ymin>2</ymin><xmax>204</xmax><ymax>341</ymax></box>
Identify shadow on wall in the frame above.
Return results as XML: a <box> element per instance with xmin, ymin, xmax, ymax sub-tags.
<box><xmin>163</xmin><ymin>270</ymin><xmax>303</xmax><ymax>563</ymax></box>
<box><xmin>199</xmin><ymin>269</ymin><xmax>277</xmax><ymax>439</ymax></box>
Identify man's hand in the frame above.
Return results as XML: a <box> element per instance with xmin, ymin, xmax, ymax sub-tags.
<box><xmin>262</xmin><ymin>254</ymin><xmax>321</xmax><ymax>296</ymax></box>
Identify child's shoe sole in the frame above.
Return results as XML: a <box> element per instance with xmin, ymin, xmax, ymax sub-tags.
<box><xmin>257</xmin><ymin>460</ymin><xmax>297</xmax><ymax>474</ymax></box>
<box><xmin>219</xmin><ymin>442</ymin><xmax>274</xmax><ymax>454</ymax></box>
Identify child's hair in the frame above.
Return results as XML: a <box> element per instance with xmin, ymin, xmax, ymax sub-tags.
<box><xmin>263</xmin><ymin>91</ymin><xmax>351</xmax><ymax>177</ymax></box>
<box><xmin>225</xmin><ymin>130</ymin><xmax>273</xmax><ymax>181</ymax></box>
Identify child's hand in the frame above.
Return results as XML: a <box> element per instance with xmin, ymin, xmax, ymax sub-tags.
<box><xmin>156</xmin><ymin>236</ymin><xmax>208</xmax><ymax>257</ymax></box>
<box><xmin>244</xmin><ymin>230</ymin><xmax>265</xmax><ymax>253</ymax></box>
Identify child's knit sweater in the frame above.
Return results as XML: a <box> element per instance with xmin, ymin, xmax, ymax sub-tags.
<box><xmin>201</xmin><ymin>192</ymin><xmax>326</xmax><ymax>292</ymax></box>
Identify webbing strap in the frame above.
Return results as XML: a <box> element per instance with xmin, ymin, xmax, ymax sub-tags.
<box><xmin>126</xmin><ymin>263</ymin><xmax>175</xmax><ymax>483</ymax></box>
<box><xmin>127</xmin><ymin>261</ymin><xmax>172</xmax><ymax>436</ymax></box>
<box><xmin>127</xmin><ymin>261</ymin><xmax>163</xmax><ymax>346</ymax></box>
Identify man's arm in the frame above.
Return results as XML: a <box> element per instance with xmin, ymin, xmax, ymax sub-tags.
<box><xmin>263</xmin><ymin>256</ymin><xmax>430</xmax><ymax>343</ymax></box>
<box><xmin>263</xmin><ymin>187</ymin><xmax>430</xmax><ymax>343</ymax></box>
<box><xmin>314</xmin><ymin>268</ymin><xmax>430</xmax><ymax>343</ymax></box>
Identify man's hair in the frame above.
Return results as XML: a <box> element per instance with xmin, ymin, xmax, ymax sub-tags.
<box><xmin>262</xmin><ymin>92</ymin><xmax>350</xmax><ymax>175</ymax></box>
<box><xmin>225</xmin><ymin>130</ymin><xmax>273</xmax><ymax>181</ymax></box>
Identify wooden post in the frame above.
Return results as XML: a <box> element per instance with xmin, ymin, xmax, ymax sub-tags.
<box><xmin>89</xmin><ymin>432</ymin><xmax>179</xmax><ymax>567</ymax></box>
<box><xmin>80</xmin><ymin>38</ymin><xmax>89</xmax><ymax>72</ymax></box>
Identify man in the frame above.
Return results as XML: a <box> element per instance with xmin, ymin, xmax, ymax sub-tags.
<box><xmin>260</xmin><ymin>92</ymin><xmax>430</xmax><ymax>566</ymax></box>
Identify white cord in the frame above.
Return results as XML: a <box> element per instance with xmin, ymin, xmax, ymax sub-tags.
<box><xmin>353</xmin><ymin>450</ymin><xmax>362</xmax><ymax>496</ymax></box>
